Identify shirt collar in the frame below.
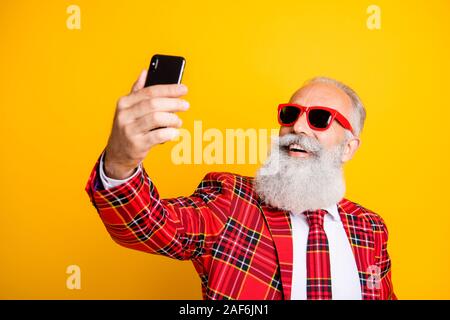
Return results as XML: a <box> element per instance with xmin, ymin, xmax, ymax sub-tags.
<box><xmin>324</xmin><ymin>204</ymin><xmax>341</xmax><ymax>222</ymax></box>
<box><xmin>291</xmin><ymin>204</ymin><xmax>341</xmax><ymax>222</ymax></box>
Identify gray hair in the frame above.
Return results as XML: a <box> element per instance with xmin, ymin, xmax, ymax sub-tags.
<box><xmin>303</xmin><ymin>77</ymin><xmax>366</xmax><ymax>136</ymax></box>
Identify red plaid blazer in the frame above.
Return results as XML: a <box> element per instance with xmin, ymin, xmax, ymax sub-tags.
<box><xmin>86</xmin><ymin>154</ymin><xmax>396</xmax><ymax>300</ymax></box>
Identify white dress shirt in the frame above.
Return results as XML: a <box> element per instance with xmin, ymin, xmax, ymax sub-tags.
<box><xmin>99</xmin><ymin>156</ymin><xmax>362</xmax><ymax>300</ymax></box>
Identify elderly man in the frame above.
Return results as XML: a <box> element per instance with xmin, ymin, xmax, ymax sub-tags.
<box><xmin>85</xmin><ymin>70</ymin><xmax>396</xmax><ymax>300</ymax></box>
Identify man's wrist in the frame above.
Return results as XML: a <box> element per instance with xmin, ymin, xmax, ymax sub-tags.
<box><xmin>99</xmin><ymin>152</ymin><xmax>142</xmax><ymax>190</ymax></box>
<box><xmin>103</xmin><ymin>160</ymin><xmax>137</xmax><ymax>180</ymax></box>
<box><xmin>103</xmin><ymin>151</ymin><xmax>138</xmax><ymax>180</ymax></box>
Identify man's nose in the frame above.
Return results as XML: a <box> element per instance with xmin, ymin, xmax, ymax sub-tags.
<box><xmin>292</xmin><ymin>112</ymin><xmax>314</xmax><ymax>136</ymax></box>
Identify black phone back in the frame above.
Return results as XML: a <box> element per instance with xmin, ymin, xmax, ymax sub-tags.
<box><xmin>144</xmin><ymin>54</ymin><xmax>185</xmax><ymax>87</ymax></box>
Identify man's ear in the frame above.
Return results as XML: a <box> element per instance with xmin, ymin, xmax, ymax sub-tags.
<box><xmin>341</xmin><ymin>136</ymin><xmax>361</xmax><ymax>163</ymax></box>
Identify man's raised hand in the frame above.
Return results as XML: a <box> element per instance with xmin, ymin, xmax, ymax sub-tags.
<box><xmin>104</xmin><ymin>69</ymin><xmax>189</xmax><ymax>179</ymax></box>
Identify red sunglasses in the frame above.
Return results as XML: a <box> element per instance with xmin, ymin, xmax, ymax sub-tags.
<box><xmin>277</xmin><ymin>103</ymin><xmax>354</xmax><ymax>134</ymax></box>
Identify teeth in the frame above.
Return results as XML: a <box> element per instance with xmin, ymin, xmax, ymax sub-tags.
<box><xmin>289</xmin><ymin>143</ymin><xmax>307</xmax><ymax>152</ymax></box>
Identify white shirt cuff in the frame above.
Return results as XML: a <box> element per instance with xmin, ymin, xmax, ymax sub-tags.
<box><xmin>99</xmin><ymin>153</ymin><xmax>142</xmax><ymax>189</ymax></box>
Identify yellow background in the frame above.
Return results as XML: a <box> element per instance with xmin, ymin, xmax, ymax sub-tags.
<box><xmin>1</xmin><ymin>0</ymin><xmax>449</xmax><ymax>299</ymax></box>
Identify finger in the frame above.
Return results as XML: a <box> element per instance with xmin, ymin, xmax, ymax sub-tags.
<box><xmin>144</xmin><ymin>127</ymin><xmax>180</xmax><ymax>146</ymax></box>
<box><xmin>139</xmin><ymin>83</ymin><xmax>188</xmax><ymax>98</ymax></box>
<box><xmin>131</xmin><ymin>69</ymin><xmax>148</xmax><ymax>93</ymax></box>
<box><xmin>117</xmin><ymin>93</ymin><xmax>150</xmax><ymax>110</ymax></box>
<box><xmin>128</xmin><ymin>97</ymin><xmax>189</xmax><ymax>119</ymax></box>
<box><xmin>131</xmin><ymin>111</ymin><xmax>183</xmax><ymax>134</ymax></box>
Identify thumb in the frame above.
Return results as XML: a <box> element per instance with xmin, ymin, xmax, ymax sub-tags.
<box><xmin>131</xmin><ymin>69</ymin><xmax>148</xmax><ymax>93</ymax></box>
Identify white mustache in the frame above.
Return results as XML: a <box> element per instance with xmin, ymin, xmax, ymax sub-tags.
<box><xmin>278</xmin><ymin>133</ymin><xmax>322</xmax><ymax>155</ymax></box>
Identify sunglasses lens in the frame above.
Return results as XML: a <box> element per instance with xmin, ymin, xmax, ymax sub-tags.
<box><xmin>308</xmin><ymin>109</ymin><xmax>332</xmax><ymax>129</ymax></box>
<box><xmin>279</xmin><ymin>106</ymin><xmax>301</xmax><ymax>125</ymax></box>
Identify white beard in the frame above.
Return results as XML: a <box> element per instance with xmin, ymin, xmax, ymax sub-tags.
<box><xmin>254</xmin><ymin>134</ymin><xmax>347</xmax><ymax>215</ymax></box>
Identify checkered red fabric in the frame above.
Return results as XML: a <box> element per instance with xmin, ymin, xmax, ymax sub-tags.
<box><xmin>304</xmin><ymin>209</ymin><xmax>332</xmax><ymax>300</ymax></box>
<box><xmin>85</xmin><ymin>152</ymin><xmax>397</xmax><ymax>300</ymax></box>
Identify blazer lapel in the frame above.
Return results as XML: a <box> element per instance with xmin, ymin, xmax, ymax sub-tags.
<box><xmin>337</xmin><ymin>199</ymin><xmax>378</xmax><ymax>300</ymax></box>
<box><xmin>259</xmin><ymin>203</ymin><xmax>293</xmax><ymax>300</ymax></box>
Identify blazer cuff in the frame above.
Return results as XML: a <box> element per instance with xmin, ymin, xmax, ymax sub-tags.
<box><xmin>99</xmin><ymin>152</ymin><xmax>142</xmax><ymax>189</ymax></box>
<box><xmin>85</xmin><ymin>151</ymin><xmax>146</xmax><ymax>210</ymax></box>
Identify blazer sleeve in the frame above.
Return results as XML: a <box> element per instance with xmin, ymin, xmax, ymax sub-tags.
<box><xmin>378</xmin><ymin>221</ymin><xmax>397</xmax><ymax>300</ymax></box>
<box><xmin>85</xmin><ymin>153</ymin><xmax>232</xmax><ymax>260</ymax></box>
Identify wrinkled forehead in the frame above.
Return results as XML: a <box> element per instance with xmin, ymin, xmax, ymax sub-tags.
<box><xmin>289</xmin><ymin>82</ymin><xmax>353</xmax><ymax>118</ymax></box>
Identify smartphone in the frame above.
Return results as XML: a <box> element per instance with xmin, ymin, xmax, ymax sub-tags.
<box><xmin>144</xmin><ymin>54</ymin><xmax>186</xmax><ymax>87</ymax></box>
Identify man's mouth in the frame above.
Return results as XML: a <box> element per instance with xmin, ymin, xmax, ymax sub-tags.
<box><xmin>286</xmin><ymin>143</ymin><xmax>310</xmax><ymax>158</ymax></box>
